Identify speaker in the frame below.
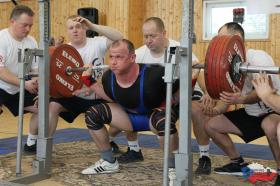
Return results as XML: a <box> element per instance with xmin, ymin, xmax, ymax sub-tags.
<box><xmin>77</xmin><ymin>8</ymin><xmax>99</xmax><ymax>38</ymax></box>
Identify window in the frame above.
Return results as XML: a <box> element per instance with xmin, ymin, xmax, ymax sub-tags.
<box><xmin>203</xmin><ymin>0</ymin><xmax>269</xmax><ymax>40</ymax></box>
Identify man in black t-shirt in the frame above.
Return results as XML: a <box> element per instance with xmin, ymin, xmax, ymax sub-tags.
<box><xmin>80</xmin><ymin>39</ymin><xmax>179</xmax><ymax>175</ymax></box>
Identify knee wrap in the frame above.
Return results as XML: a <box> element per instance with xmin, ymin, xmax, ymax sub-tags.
<box><xmin>150</xmin><ymin>108</ymin><xmax>178</xmax><ymax>136</ymax></box>
<box><xmin>85</xmin><ymin>103</ymin><xmax>112</xmax><ymax>130</ymax></box>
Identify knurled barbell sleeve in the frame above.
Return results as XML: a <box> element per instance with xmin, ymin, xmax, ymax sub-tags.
<box><xmin>239</xmin><ymin>63</ymin><xmax>280</xmax><ymax>74</ymax></box>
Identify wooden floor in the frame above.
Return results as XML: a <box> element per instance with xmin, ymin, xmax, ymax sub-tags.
<box><xmin>0</xmin><ymin>107</ymin><xmax>269</xmax><ymax>145</ymax></box>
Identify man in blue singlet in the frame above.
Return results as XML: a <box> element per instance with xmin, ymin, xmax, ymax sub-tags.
<box><xmin>80</xmin><ymin>39</ymin><xmax>179</xmax><ymax>176</ymax></box>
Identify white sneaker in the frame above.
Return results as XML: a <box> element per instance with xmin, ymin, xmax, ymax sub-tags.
<box><xmin>81</xmin><ymin>159</ymin><xmax>119</xmax><ymax>174</ymax></box>
<box><xmin>169</xmin><ymin>168</ymin><xmax>176</xmax><ymax>186</ymax></box>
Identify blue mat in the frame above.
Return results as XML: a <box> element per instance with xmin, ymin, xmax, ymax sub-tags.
<box><xmin>0</xmin><ymin>128</ymin><xmax>273</xmax><ymax>160</ymax></box>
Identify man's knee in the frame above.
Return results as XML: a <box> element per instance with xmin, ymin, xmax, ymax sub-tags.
<box><xmin>150</xmin><ymin>108</ymin><xmax>178</xmax><ymax>136</ymax></box>
<box><xmin>262</xmin><ymin>116</ymin><xmax>278</xmax><ymax>136</ymax></box>
<box><xmin>85</xmin><ymin>103</ymin><xmax>112</xmax><ymax>130</ymax></box>
<box><xmin>49</xmin><ymin>102</ymin><xmax>64</xmax><ymax>115</ymax></box>
<box><xmin>191</xmin><ymin>101</ymin><xmax>203</xmax><ymax>116</ymax></box>
<box><xmin>204</xmin><ymin>119</ymin><xmax>216</xmax><ymax>134</ymax></box>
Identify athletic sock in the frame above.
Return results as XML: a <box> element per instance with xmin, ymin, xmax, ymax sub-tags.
<box><xmin>27</xmin><ymin>133</ymin><xmax>37</xmax><ymax>146</ymax></box>
<box><xmin>128</xmin><ymin>140</ymin><xmax>140</xmax><ymax>152</ymax></box>
<box><xmin>198</xmin><ymin>144</ymin><xmax>210</xmax><ymax>158</ymax></box>
<box><xmin>100</xmin><ymin>149</ymin><xmax>115</xmax><ymax>163</ymax></box>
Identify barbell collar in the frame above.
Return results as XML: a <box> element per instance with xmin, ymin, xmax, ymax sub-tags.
<box><xmin>239</xmin><ymin>63</ymin><xmax>280</xmax><ymax>74</ymax></box>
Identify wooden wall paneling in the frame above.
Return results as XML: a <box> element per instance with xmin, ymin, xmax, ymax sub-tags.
<box><xmin>245</xmin><ymin>42</ymin><xmax>250</xmax><ymax>50</ymax></box>
<box><xmin>255</xmin><ymin>41</ymin><xmax>261</xmax><ymax>50</ymax></box>
<box><xmin>165</xmin><ymin>0</ymin><xmax>170</xmax><ymax>28</ymax></box>
<box><xmin>253</xmin><ymin>41</ymin><xmax>258</xmax><ymax>50</ymax></box>
<box><xmin>266</xmin><ymin>41</ymin><xmax>271</xmax><ymax>57</ymax></box>
<box><xmin>51</xmin><ymin>0</ymin><xmax>67</xmax><ymax>42</ymax></box>
<box><xmin>270</xmin><ymin>14</ymin><xmax>277</xmax><ymax>65</ymax></box>
<box><xmin>152</xmin><ymin>0</ymin><xmax>157</xmax><ymax>17</ymax></box>
<box><xmin>0</xmin><ymin>2</ymin><xmax>12</xmax><ymax>30</ymax></box>
<box><xmin>127</xmin><ymin>0</ymin><xmax>146</xmax><ymax>48</ymax></box>
<box><xmin>263</xmin><ymin>41</ymin><xmax>268</xmax><ymax>51</ymax></box>
<box><xmin>107</xmin><ymin>0</ymin><xmax>117</xmax><ymax>33</ymax></box>
<box><xmin>143</xmin><ymin>0</ymin><xmax>150</xmax><ymax>17</ymax></box>
<box><xmin>170</xmin><ymin>0</ymin><xmax>181</xmax><ymax>41</ymax></box>
<box><xmin>99</xmin><ymin>1</ymin><xmax>109</xmax><ymax>25</ymax></box>
<box><xmin>115</xmin><ymin>0</ymin><xmax>121</xmax><ymax>31</ymax></box>
<box><xmin>264</xmin><ymin>41</ymin><xmax>269</xmax><ymax>52</ymax></box>
<box><xmin>156</xmin><ymin>0</ymin><xmax>160</xmax><ymax>17</ymax></box>
<box><xmin>259</xmin><ymin>41</ymin><xmax>264</xmax><ymax>51</ymax></box>
<box><xmin>124</xmin><ymin>0</ymin><xmax>129</xmax><ymax>35</ymax></box>
<box><xmin>78</xmin><ymin>0</ymin><xmax>91</xmax><ymax>9</ymax></box>
<box><xmin>174</xmin><ymin>0</ymin><xmax>182</xmax><ymax>41</ymax></box>
<box><xmin>162</xmin><ymin>0</ymin><xmax>168</xmax><ymax>36</ymax></box>
<box><xmin>275</xmin><ymin>14</ymin><xmax>280</xmax><ymax>64</ymax></box>
<box><xmin>268</xmin><ymin>14</ymin><xmax>274</xmax><ymax>58</ymax></box>
<box><xmin>193</xmin><ymin>0</ymin><xmax>204</xmax><ymax>61</ymax></box>
<box><xmin>143</xmin><ymin>0</ymin><xmax>156</xmax><ymax>21</ymax></box>
<box><xmin>119</xmin><ymin>0</ymin><xmax>125</xmax><ymax>34</ymax></box>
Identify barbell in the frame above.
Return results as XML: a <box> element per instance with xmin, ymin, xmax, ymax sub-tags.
<box><xmin>47</xmin><ymin>35</ymin><xmax>280</xmax><ymax>99</ymax></box>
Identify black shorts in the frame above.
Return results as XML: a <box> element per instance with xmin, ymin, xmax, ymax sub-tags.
<box><xmin>0</xmin><ymin>88</ymin><xmax>37</xmax><ymax>116</ymax></box>
<box><xmin>223</xmin><ymin>108</ymin><xmax>274</xmax><ymax>143</ymax></box>
<box><xmin>192</xmin><ymin>89</ymin><xmax>203</xmax><ymax>101</ymax></box>
<box><xmin>50</xmin><ymin>96</ymin><xmax>106</xmax><ymax>123</ymax></box>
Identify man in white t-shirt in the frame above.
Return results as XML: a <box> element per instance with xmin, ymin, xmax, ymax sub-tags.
<box><xmin>0</xmin><ymin>5</ymin><xmax>39</xmax><ymax>153</ymax></box>
<box><xmin>204</xmin><ymin>22</ymin><xmax>280</xmax><ymax>178</ymax></box>
<box><xmin>108</xmin><ymin>17</ymin><xmax>204</xmax><ymax>167</ymax></box>
<box><xmin>23</xmin><ymin>15</ymin><xmax>123</xmax><ymax>153</ymax></box>
<box><xmin>252</xmin><ymin>73</ymin><xmax>280</xmax><ymax>186</ymax></box>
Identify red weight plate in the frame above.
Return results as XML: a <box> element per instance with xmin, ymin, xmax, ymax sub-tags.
<box><xmin>205</xmin><ymin>36</ymin><xmax>220</xmax><ymax>98</ymax></box>
<box><xmin>49</xmin><ymin>44</ymin><xmax>84</xmax><ymax>97</ymax></box>
<box><xmin>49</xmin><ymin>46</ymin><xmax>56</xmax><ymax>57</ymax></box>
<box><xmin>215</xmin><ymin>36</ymin><xmax>232</xmax><ymax>98</ymax></box>
<box><xmin>219</xmin><ymin>36</ymin><xmax>234</xmax><ymax>95</ymax></box>
<box><xmin>49</xmin><ymin>46</ymin><xmax>59</xmax><ymax>97</ymax></box>
<box><xmin>211</xmin><ymin>36</ymin><xmax>229</xmax><ymax>99</ymax></box>
<box><xmin>206</xmin><ymin>37</ymin><xmax>221</xmax><ymax>98</ymax></box>
<box><xmin>219</xmin><ymin>35</ymin><xmax>246</xmax><ymax>94</ymax></box>
<box><xmin>208</xmin><ymin>37</ymin><xmax>220</xmax><ymax>99</ymax></box>
<box><xmin>204</xmin><ymin>39</ymin><xmax>215</xmax><ymax>98</ymax></box>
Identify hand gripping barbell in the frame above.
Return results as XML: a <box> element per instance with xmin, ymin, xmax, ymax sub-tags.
<box><xmin>65</xmin><ymin>64</ymin><xmax>109</xmax><ymax>75</ymax></box>
<box><xmin>48</xmin><ymin>36</ymin><xmax>279</xmax><ymax>99</ymax></box>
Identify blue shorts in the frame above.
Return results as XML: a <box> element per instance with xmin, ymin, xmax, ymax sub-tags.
<box><xmin>128</xmin><ymin>113</ymin><xmax>150</xmax><ymax>131</ymax></box>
